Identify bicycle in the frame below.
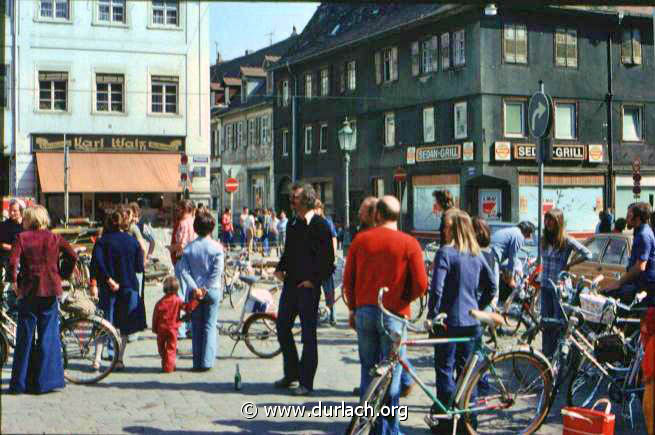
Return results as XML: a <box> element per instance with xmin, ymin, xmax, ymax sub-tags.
<box><xmin>1</xmin><ymin>276</ymin><xmax>121</xmax><ymax>384</ymax></box>
<box><xmin>216</xmin><ymin>274</ymin><xmax>300</xmax><ymax>358</ymax></box>
<box><xmin>347</xmin><ymin>287</ymin><xmax>554</xmax><ymax>435</ymax></box>
<box><xmin>223</xmin><ymin>250</ymin><xmax>254</xmax><ymax>309</ymax></box>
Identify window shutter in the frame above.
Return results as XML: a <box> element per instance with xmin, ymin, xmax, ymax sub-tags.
<box><xmin>567</xmin><ymin>29</ymin><xmax>577</xmax><ymax>67</ymax></box>
<box><xmin>328</xmin><ymin>65</ymin><xmax>333</xmax><ymax>96</ymax></box>
<box><xmin>457</xmin><ymin>30</ymin><xmax>465</xmax><ymax>65</ymax></box>
<box><xmin>411</xmin><ymin>41</ymin><xmax>420</xmax><ymax>76</ymax></box>
<box><xmin>441</xmin><ymin>33</ymin><xmax>450</xmax><ymax>69</ymax></box>
<box><xmin>621</xmin><ymin>30</ymin><xmax>632</xmax><ymax>64</ymax></box>
<box><xmin>431</xmin><ymin>35</ymin><xmax>439</xmax><ymax>71</ymax></box>
<box><xmin>391</xmin><ymin>47</ymin><xmax>398</xmax><ymax>81</ymax></box>
<box><xmin>375</xmin><ymin>51</ymin><xmax>382</xmax><ymax>84</ymax></box>
<box><xmin>312</xmin><ymin>72</ymin><xmax>318</xmax><ymax>97</ymax></box>
<box><xmin>516</xmin><ymin>26</ymin><xmax>527</xmax><ymax>63</ymax></box>
<box><xmin>339</xmin><ymin>63</ymin><xmax>345</xmax><ymax>93</ymax></box>
<box><xmin>255</xmin><ymin>117</ymin><xmax>260</xmax><ymax>145</ymax></box>
<box><xmin>555</xmin><ymin>30</ymin><xmax>566</xmax><ymax>66</ymax></box>
<box><xmin>633</xmin><ymin>29</ymin><xmax>642</xmax><ymax>65</ymax></box>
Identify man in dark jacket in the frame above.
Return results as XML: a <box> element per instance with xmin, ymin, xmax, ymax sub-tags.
<box><xmin>274</xmin><ymin>183</ymin><xmax>335</xmax><ymax>396</ymax></box>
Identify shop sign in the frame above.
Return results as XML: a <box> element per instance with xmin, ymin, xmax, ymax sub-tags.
<box><xmin>514</xmin><ymin>143</ymin><xmax>537</xmax><ymax>160</ymax></box>
<box><xmin>32</xmin><ymin>134</ymin><xmax>185</xmax><ymax>153</ymax></box>
<box><xmin>415</xmin><ymin>144</ymin><xmax>461</xmax><ymax>163</ymax></box>
<box><xmin>406</xmin><ymin>146</ymin><xmax>416</xmax><ymax>165</ymax></box>
<box><xmin>462</xmin><ymin>142</ymin><xmax>474</xmax><ymax>161</ymax></box>
<box><xmin>494</xmin><ymin>141</ymin><xmax>511</xmax><ymax>161</ymax></box>
<box><xmin>588</xmin><ymin>144</ymin><xmax>604</xmax><ymax>163</ymax></box>
<box><xmin>552</xmin><ymin>144</ymin><xmax>586</xmax><ymax>161</ymax></box>
<box><xmin>479</xmin><ymin>189</ymin><xmax>501</xmax><ymax>220</ymax></box>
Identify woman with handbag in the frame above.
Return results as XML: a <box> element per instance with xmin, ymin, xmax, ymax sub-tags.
<box><xmin>176</xmin><ymin>210</ymin><xmax>224</xmax><ymax>371</ymax></box>
<box><xmin>8</xmin><ymin>205</ymin><xmax>77</xmax><ymax>394</ymax></box>
<box><xmin>90</xmin><ymin>209</ymin><xmax>144</xmax><ymax>370</ymax></box>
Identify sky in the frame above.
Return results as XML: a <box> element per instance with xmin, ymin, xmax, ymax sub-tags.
<box><xmin>210</xmin><ymin>2</ymin><xmax>319</xmax><ymax>63</ymax></box>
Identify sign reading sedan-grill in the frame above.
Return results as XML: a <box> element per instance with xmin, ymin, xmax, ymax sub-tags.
<box><xmin>528</xmin><ymin>92</ymin><xmax>551</xmax><ymax>139</ymax></box>
<box><xmin>415</xmin><ymin>144</ymin><xmax>461</xmax><ymax>163</ymax></box>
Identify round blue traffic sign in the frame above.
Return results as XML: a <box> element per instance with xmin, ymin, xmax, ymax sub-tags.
<box><xmin>528</xmin><ymin>92</ymin><xmax>551</xmax><ymax>138</ymax></box>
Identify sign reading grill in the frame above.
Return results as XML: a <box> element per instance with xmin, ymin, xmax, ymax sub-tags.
<box><xmin>415</xmin><ymin>145</ymin><xmax>461</xmax><ymax>163</ymax></box>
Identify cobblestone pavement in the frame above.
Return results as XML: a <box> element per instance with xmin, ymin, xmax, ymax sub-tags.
<box><xmin>0</xmin><ymin>241</ymin><xmax>647</xmax><ymax>433</ymax></box>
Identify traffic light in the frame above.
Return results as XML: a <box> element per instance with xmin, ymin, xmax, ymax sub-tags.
<box><xmin>633</xmin><ymin>158</ymin><xmax>641</xmax><ymax>198</ymax></box>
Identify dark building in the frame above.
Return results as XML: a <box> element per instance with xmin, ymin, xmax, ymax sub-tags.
<box><xmin>271</xmin><ymin>4</ymin><xmax>655</xmax><ymax>237</ymax></box>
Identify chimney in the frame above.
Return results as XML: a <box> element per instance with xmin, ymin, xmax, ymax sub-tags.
<box><xmin>216</xmin><ymin>50</ymin><xmax>222</xmax><ymax>64</ymax></box>
<box><xmin>292</xmin><ymin>25</ymin><xmax>297</xmax><ymax>36</ymax></box>
<box><xmin>245</xmin><ymin>49</ymin><xmax>250</xmax><ymax>56</ymax></box>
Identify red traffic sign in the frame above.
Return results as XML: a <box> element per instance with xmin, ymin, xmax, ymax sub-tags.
<box><xmin>393</xmin><ymin>167</ymin><xmax>407</xmax><ymax>182</ymax></box>
<box><xmin>225</xmin><ymin>177</ymin><xmax>239</xmax><ymax>193</ymax></box>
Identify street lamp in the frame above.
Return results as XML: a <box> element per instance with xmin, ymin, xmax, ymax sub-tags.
<box><xmin>338</xmin><ymin>117</ymin><xmax>355</xmax><ymax>255</ymax></box>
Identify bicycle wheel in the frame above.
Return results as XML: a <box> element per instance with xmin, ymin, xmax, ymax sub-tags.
<box><xmin>60</xmin><ymin>316</ymin><xmax>120</xmax><ymax>384</ymax></box>
<box><xmin>458</xmin><ymin>351</ymin><xmax>553</xmax><ymax>435</ymax></box>
<box><xmin>408</xmin><ymin>295</ymin><xmax>426</xmax><ymax>323</ymax></box>
<box><xmin>243</xmin><ymin>312</ymin><xmax>282</xmax><ymax>358</ymax></box>
<box><xmin>346</xmin><ymin>367</ymin><xmax>393</xmax><ymax>435</ymax></box>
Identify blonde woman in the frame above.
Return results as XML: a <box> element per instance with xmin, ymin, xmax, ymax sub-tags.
<box><xmin>8</xmin><ymin>205</ymin><xmax>77</xmax><ymax>393</ymax></box>
<box><xmin>427</xmin><ymin>208</ymin><xmax>497</xmax><ymax>419</ymax></box>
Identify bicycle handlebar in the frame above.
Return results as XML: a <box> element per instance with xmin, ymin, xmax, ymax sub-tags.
<box><xmin>376</xmin><ymin>287</ymin><xmax>439</xmax><ymax>334</ymax></box>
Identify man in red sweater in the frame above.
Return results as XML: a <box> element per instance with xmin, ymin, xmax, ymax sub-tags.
<box><xmin>343</xmin><ymin>195</ymin><xmax>427</xmax><ymax>434</ymax></box>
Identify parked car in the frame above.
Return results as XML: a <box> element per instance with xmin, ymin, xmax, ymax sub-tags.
<box><xmin>568</xmin><ymin>233</ymin><xmax>632</xmax><ymax>290</ymax></box>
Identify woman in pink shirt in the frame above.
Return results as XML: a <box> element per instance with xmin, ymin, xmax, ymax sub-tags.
<box><xmin>170</xmin><ymin>200</ymin><xmax>197</xmax><ymax>338</ymax></box>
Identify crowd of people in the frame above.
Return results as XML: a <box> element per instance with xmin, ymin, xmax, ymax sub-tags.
<box><xmin>1</xmin><ymin>189</ymin><xmax>653</xmax><ymax>434</ymax></box>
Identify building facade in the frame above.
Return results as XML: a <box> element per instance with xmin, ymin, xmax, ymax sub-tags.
<box><xmin>2</xmin><ymin>0</ymin><xmax>210</xmax><ymax>219</ymax></box>
<box><xmin>272</xmin><ymin>4</ymin><xmax>655</xmax><ymax>236</ymax></box>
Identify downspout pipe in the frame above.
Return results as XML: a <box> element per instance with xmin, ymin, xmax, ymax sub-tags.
<box><xmin>606</xmin><ymin>14</ymin><xmax>617</xmax><ymax>212</ymax></box>
<box><xmin>11</xmin><ymin>0</ymin><xmax>17</xmax><ymax>195</ymax></box>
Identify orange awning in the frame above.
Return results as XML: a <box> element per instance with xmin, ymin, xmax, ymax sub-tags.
<box><xmin>36</xmin><ymin>152</ymin><xmax>182</xmax><ymax>193</ymax></box>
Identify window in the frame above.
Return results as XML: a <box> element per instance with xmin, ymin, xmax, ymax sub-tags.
<box><xmin>441</xmin><ymin>33</ymin><xmax>450</xmax><ymax>70</ymax></box>
<box><xmin>96</xmin><ymin>74</ymin><xmax>124</xmax><ymax>112</ymax></box>
<box><xmin>375</xmin><ymin>47</ymin><xmax>398</xmax><ymax>84</ymax></box>
<box><xmin>98</xmin><ymin>0</ymin><xmax>125</xmax><ymax>24</ymax></box>
<box><xmin>39</xmin><ymin>0</ymin><xmax>69</xmax><ymax>20</ymax></box>
<box><xmin>282</xmin><ymin>80</ymin><xmax>289</xmax><ymax>106</ymax></box>
<box><xmin>261</xmin><ymin>115</ymin><xmax>270</xmax><ymax>145</ymax></box>
<box><xmin>304</xmin><ymin>126</ymin><xmax>313</xmax><ymax>154</ymax></box>
<box><xmin>423</xmin><ymin>107</ymin><xmax>435</xmax><ymax>143</ymax></box>
<box><xmin>248</xmin><ymin>118</ymin><xmax>256</xmax><ymax>146</ymax></box>
<box><xmin>319</xmin><ymin>123</ymin><xmax>328</xmax><ymax>153</ymax></box>
<box><xmin>555</xmin><ymin>28</ymin><xmax>577</xmax><ymax>68</ymax></box>
<box><xmin>2</xmin><ymin>65</ymin><xmax>10</xmax><ymax>109</ymax></box>
<box><xmin>503</xmin><ymin>100</ymin><xmax>525</xmax><ymax>138</ymax></box>
<box><xmin>412</xmin><ymin>37</ymin><xmax>438</xmax><ymax>76</ymax></box>
<box><xmin>453</xmin><ymin>29</ymin><xmax>465</xmax><ymax>66</ymax></box>
<box><xmin>320</xmin><ymin>68</ymin><xmax>329</xmax><ymax>96</ymax></box>
<box><xmin>305</xmin><ymin>73</ymin><xmax>312</xmax><ymax>99</ymax></box>
<box><xmin>622</xmin><ymin>28</ymin><xmax>642</xmax><ymax>65</ymax></box>
<box><xmin>282</xmin><ymin>129</ymin><xmax>289</xmax><ymax>156</ymax></box>
<box><xmin>384</xmin><ymin>112</ymin><xmax>395</xmax><ymax>147</ymax></box>
<box><xmin>503</xmin><ymin>24</ymin><xmax>528</xmax><ymax>64</ymax></box>
<box><xmin>454</xmin><ymin>102</ymin><xmax>467</xmax><ymax>139</ymax></box>
<box><xmin>603</xmin><ymin>238</ymin><xmax>627</xmax><ymax>266</ymax></box>
<box><xmin>582</xmin><ymin>236</ymin><xmax>607</xmax><ymax>263</ymax></box>
<box><xmin>152</xmin><ymin>0</ymin><xmax>178</xmax><ymax>26</ymax></box>
<box><xmin>38</xmin><ymin>71</ymin><xmax>67</xmax><ymax>111</ymax></box>
<box><xmin>347</xmin><ymin>61</ymin><xmax>356</xmax><ymax>90</ymax></box>
<box><xmin>554</xmin><ymin>102</ymin><xmax>577</xmax><ymax>140</ymax></box>
<box><xmin>623</xmin><ymin>105</ymin><xmax>643</xmax><ymax>142</ymax></box>
<box><xmin>236</xmin><ymin>122</ymin><xmax>243</xmax><ymax>148</ymax></box>
<box><xmin>151</xmin><ymin>76</ymin><xmax>178</xmax><ymax>114</ymax></box>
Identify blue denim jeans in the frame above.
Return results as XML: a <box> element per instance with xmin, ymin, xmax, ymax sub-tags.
<box><xmin>540</xmin><ymin>285</ymin><xmax>565</xmax><ymax>358</ymax></box>
<box><xmin>434</xmin><ymin>325</ymin><xmax>481</xmax><ymax>407</ymax></box>
<box><xmin>356</xmin><ymin>305</ymin><xmax>406</xmax><ymax>435</ymax></box>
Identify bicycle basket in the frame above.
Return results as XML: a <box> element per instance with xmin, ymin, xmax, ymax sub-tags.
<box><xmin>61</xmin><ymin>288</ymin><xmax>96</xmax><ymax>317</ymax></box>
<box><xmin>579</xmin><ymin>292</ymin><xmax>616</xmax><ymax>325</ymax></box>
<box><xmin>594</xmin><ymin>333</ymin><xmax>626</xmax><ymax>364</ymax></box>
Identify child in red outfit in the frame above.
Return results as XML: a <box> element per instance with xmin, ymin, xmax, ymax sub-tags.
<box><xmin>152</xmin><ymin>276</ymin><xmax>204</xmax><ymax>373</ymax></box>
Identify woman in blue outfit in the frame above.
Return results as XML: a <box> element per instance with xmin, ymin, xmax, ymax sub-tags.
<box><xmin>8</xmin><ymin>205</ymin><xmax>77</xmax><ymax>394</ymax></box>
<box><xmin>176</xmin><ymin>210</ymin><xmax>224</xmax><ymax>371</ymax></box>
<box><xmin>427</xmin><ymin>208</ymin><xmax>496</xmax><ymax>428</ymax></box>
<box><xmin>540</xmin><ymin>208</ymin><xmax>591</xmax><ymax>358</ymax></box>
<box><xmin>91</xmin><ymin>208</ymin><xmax>145</xmax><ymax>370</ymax></box>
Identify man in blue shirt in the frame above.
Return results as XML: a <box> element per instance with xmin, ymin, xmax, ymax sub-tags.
<box><xmin>489</xmin><ymin>221</ymin><xmax>535</xmax><ymax>289</ymax></box>
<box><xmin>604</xmin><ymin>202</ymin><xmax>655</xmax><ymax>305</ymax></box>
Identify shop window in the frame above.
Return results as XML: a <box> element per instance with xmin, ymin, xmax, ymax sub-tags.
<box><xmin>503</xmin><ymin>99</ymin><xmax>525</xmax><ymax>138</ymax></box>
<box><xmin>304</xmin><ymin>125</ymin><xmax>313</xmax><ymax>154</ymax></box>
<box><xmin>503</xmin><ymin>23</ymin><xmax>527</xmax><ymax>64</ymax></box>
<box><xmin>423</xmin><ymin>106</ymin><xmax>435</xmax><ymax>142</ymax></box>
<box><xmin>320</xmin><ymin>68</ymin><xmax>329</xmax><ymax>96</ymax></box>
<box><xmin>621</xmin><ymin>28</ymin><xmax>641</xmax><ymax>65</ymax></box>
<box><xmin>39</xmin><ymin>0</ymin><xmax>69</xmax><ymax>20</ymax></box>
<box><xmin>454</xmin><ymin>101</ymin><xmax>467</xmax><ymax>140</ymax></box>
<box><xmin>39</xmin><ymin>71</ymin><xmax>68</xmax><ymax>111</ymax></box>
<box><xmin>384</xmin><ymin>112</ymin><xmax>395</xmax><ymax>147</ymax></box>
<box><xmin>151</xmin><ymin>75</ymin><xmax>178</xmax><ymax>114</ymax></box>
<box><xmin>152</xmin><ymin>0</ymin><xmax>178</xmax><ymax>27</ymax></box>
<box><xmin>319</xmin><ymin>123</ymin><xmax>328</xmax><ymax>153</ymax></box>
<box><xmin>96</xmin><ymin>73</ymin><xmax>124</xmax><ymax>113</ymax></box>
<box><xmin>98</xmin><ymin>0</ymin><xmax>125</xmax><ymax>24</ymax></box>
<box><xmin>622</xmin><ymin>105</ymin><xmax>643</xmax><ymax>142</ymax></box>
<box><xmin>554</xmin><ymin>102</ymin><xmax>577</xmax><ymax>140</ymax></box>
<box><xmin>282</xmin><ymin>129</ymin><xmax>289</xmax><ymax>156</ymax></box>
<box><xmin>555</xmin><ymin>28</ymin><xmax>577</xmax><ymax>68</ymax></box>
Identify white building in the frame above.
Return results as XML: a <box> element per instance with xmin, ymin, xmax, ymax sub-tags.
<box><xmin>2</xmin><ymin>0</ymin><xmax>210</xmax><ymax>219</ymax></box>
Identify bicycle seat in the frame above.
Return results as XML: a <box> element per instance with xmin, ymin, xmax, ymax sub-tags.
<box><xmin>469</xmin><ymin>309</ymin><xmax>509</xmax><ymax>328</ymax></box>
<box><xmin>239</xmin><ymin>275</ymin><xmax>259</xmax><ymax>286</ymax></box>
<box><xmin>73</xmin><ymin>245</ymin><xmax>87</xmax><ymax>254</ymax></box>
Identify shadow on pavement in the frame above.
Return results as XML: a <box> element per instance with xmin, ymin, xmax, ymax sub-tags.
<box><xmin>211</xmin><ymin>418</ymin><xmax>343</xmax><ymax>434</ymax></box>
<box><xmin>124</xmin><ymin>426</ymin><xmax>216</xmax><ymax>435</ymax></box>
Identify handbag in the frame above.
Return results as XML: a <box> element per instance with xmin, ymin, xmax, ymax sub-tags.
<box><xmin>61</xmin><ymin>287</ymin><xmax>96</xmax><ymax>317</ymax></box>
<box><xmin>562</xmin><ymin>399</ymin><xmax>616</xmax><ymax>435</ymax></box>
<box><xmin>594</xmin><ymin>333</ymin><xmax>626</xmax><ymax>364</ymax></box>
